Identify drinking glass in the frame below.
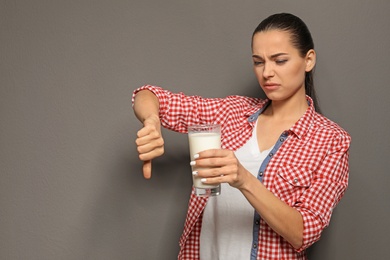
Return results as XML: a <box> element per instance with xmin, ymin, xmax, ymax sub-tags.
<box><xmin>188</xmin><ymin>124</ymin><xmax>221</xmax><ymax>197</ymax></box>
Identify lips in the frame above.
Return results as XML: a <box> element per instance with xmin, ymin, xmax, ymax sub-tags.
<box><xmin>262</xmin><ymin>83</ymin><xmax>280</xmax><ymax>90</ymax></box>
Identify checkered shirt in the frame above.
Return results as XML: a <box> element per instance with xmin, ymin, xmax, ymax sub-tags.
<box><xmin>132</xmin><ymin>85</ymin><xmax>351</xmax><ymax>260</ymax></box>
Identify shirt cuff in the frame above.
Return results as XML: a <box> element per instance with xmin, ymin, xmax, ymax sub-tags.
<box><xmin>294</xmin><ymin>207</ymin><xmax>324</xmax><ymax>252</ymax></box>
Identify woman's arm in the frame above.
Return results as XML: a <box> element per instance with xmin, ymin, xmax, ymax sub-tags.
<box><xmin>133</xmin><ymin>89</ymin><xmax>160</xmax><ymax>123</ymax></box>
<box><xmin>133</xmin><ymin>90</ymin><xmax>164</xmax><ymax>179</ymax></box>
<box><xmin>193</xmin><ymin>130</ymin><xmax>350</xmax><ymax>250</ymax></box>
<box><xmin>192</xmin><ymin>149</ymin><xmax>303</xmax><ymax>249</ymax></box>
<box><xmin>239</xmin><ymin>172</ymin><xmax>304</xmax><ymax>249</ymax></box>
<box><xmin>132</xmin><ymin>85</ymin><xmax>227</xmax><ymax>177</ymax></box>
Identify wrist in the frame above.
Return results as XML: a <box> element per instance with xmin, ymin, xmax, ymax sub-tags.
<box><xmin>143</xmin><ymin>114</ymin><xmax>160</xmax><ymax>124</ymax></box>
<box><xmin>235</xmin><ymin>167</ymin><xmax>256</xmax><ymax>191</ymax></box>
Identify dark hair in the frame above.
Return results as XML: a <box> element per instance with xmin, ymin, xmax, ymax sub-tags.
<box><xmin>252</xmin><ymin>13</ymin><xmax>321</xmax><ymax>112</ymax></box>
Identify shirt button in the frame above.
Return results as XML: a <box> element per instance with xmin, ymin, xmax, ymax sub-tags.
<box><xmin>294</xmin><ymin>178</ymin><xmax>298</xmax><ymax>183</ymax></box>
<box><xmin>280</xmin><ymin>138</ymin><xmax>285</xmax><ymax>142</ymax></box>
<box><xmin>259</xmin><ymin>172</ymin><xmax>263</xmax><ymax>177</ymax></box>
<box><xmin>255</xmin><ymin>220</ymin><xmax>260</xmax><ymax>225</ymax></box>
<box><xmin>253</xmin><ymin>244</ymin><xmax>257</xmax><ymax>249</ymax></box>
<box><xmin>269</xmin><ymin>153</ymin><xmax>273</xmax><ymax>157</ymax></box>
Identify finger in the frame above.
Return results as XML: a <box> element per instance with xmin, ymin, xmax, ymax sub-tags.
<box><xmin>200</xmin><ymin>175</ymin><xmax>227</xmax><ymax>185</ymax></box>
<box><xmin>136</xmin><ymin>132</ymin><xmax>163</xmax><ymax>150</ymax></box>
<box><xmin>137</xmin><ymin>126</ymin><xmax>156</xmax><ymax>139</ymax></box>
<box><xmin>194</xmin><ymin>157</ymin><xmax>236</xmax><ymax>169</ymax></box>
<box><xmin>138</xmin><ymin>144</ymin><xmax>164</xmax><ymax>160</ymax></box>
<box><xmin>195</xmin><ymin>165</ymin><xmax>232</xmax><ymax>178</ymax></box>
<box><xmin>136</xmin><ymin>136</ymin><xmax>164</xmax><ymax>151</ymax></box>
<box><xmin>143</xmin><ymin>160</ymin><xmax>152</xmax><ymax>179</ymax></box>
<box><xmin>196</xmin><ymin>148</ymin><xmax>230</xmax><ymax>158</ymax></box>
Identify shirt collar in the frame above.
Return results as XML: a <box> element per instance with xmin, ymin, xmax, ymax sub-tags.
<box><xmin>246</xmin><ymin>99</ymin><xmax>269</xmax><ymax>121</ymax></box>
<box><xmin>247</xmin><ymin>96</ymin><xmax>315</xmax><ymax>139</ymax></box>
<box><xmin>289</xmin><ymin>96</ymin><xmax>315</xmax><ymax>139</ymax></box>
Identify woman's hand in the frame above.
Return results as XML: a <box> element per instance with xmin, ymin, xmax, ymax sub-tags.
<box><xmin>135</xmin><ymin>115</ymin><xmax>164</xmax><ymax>179</ymax></box>
<box><xmin>191</xmin><ymin>149</ymin><xmax>251</xmax><ymax>189</ymax></box>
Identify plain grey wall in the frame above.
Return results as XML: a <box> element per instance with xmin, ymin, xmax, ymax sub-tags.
<box><xmin>1</xmin><ymin>0</ymin><xmax>389</xmax><ymax>259</ymax></box>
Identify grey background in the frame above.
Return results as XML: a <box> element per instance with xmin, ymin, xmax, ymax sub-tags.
<box><xmin>1</xmin><ymin>0</ymin><xmax>389</xmax><ymax>259</ymax></box>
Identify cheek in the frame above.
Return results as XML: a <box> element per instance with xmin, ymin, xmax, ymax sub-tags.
<box><xmin>253</xmin><ymin>67</ymin><xmax>262</xmax><ymax>80</ymax></box>
<box><xmin>285</xmin><ymin>63</ymin><xmax>306</xmax><ymax>81</ymax></box>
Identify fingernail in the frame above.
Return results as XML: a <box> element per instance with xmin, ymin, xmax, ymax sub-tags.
<box><xmin>193</xmin><ymin>154</ymin><xmax>199</xmax><ymax>159</ymax></box>
<box><xmin>190</xmin><ymin>161</ymin><xmax>196</xmax><ymax>166</ymax></box>
<box><xmin>192</xmin><ymin>171</ymin><xmax>198</xmax><ymax>176</ymax></box>
<box><xmin>201</xmin><ymin>178</ymin><xmax>207</xmax><ymax>183</ymax></box>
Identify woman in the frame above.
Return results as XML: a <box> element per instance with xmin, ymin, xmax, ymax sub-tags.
<box><xmin>132</xmin><ymin>13</ymin><xmax>351</xmax><ymax>260</ymax></box>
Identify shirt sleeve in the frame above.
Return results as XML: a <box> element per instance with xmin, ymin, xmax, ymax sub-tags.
<box><xmin>132</xmin><ymin>85</ymin><xmax>226</xmax><ymax>133</ymax></box>
<box><xmin>294</xmin><ymin>130</ymin><xmax>351</xmax><ymax>252</ymax></box>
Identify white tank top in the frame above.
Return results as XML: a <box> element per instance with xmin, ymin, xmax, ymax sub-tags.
<box><xmin>200</xmin><ymin>122</ymin><xmax>273</xmax><ymax>260</ymax></box>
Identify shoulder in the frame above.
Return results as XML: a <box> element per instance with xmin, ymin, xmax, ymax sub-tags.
<box><xmin>313</xmin><ymin>112</ymin><xmax>351</xmax><ymax>147</ymax></box>
<box><xmin>223</xmin><ymin>95</ymin><xmax>266</xmax><ymax>108</ymax></box>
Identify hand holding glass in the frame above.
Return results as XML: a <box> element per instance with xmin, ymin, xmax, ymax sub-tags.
<box><xmin>188</xmin><ymin>124</ymin><xmax>221</xmax><ymax>197</ymax></box>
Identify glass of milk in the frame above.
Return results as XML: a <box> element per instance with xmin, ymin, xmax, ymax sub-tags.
<box><xmin>188</xmin><ymin>124</ymin><xmax>221</xmax><ymax>197</ymax></box>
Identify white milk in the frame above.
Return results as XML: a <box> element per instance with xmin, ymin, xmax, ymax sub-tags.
<box><xmin>188</xmin><ymin>132</ymin><xmax>221</xmax><ymax>188</ymax></box>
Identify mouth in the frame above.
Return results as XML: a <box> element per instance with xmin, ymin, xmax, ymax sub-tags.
<box><xmin>262</xmin><ymin>83</ymin><xmax>280</xmax><ymax>90</ymax></box>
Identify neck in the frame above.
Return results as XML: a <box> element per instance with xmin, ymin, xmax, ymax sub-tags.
<box><xmin>265</xmin><ymin>95</ymin><xmax>309</xmax><ymax>121</ymax></box>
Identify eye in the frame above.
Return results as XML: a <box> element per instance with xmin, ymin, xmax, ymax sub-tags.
<box><xmin>275</xmin><ymin>59</ymin><xmax>287</xmax><ymax>65</ymax></box>
<box><xmin>253</xmin><ymin>60</ymin><xmax>264</xmax><ymax>66</ymax></box>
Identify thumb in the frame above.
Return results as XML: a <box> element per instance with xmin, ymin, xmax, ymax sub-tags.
<box><xmin>143</xmin><ymin>160</ymin><xmax>152</xmax><ymax>179</ymax></box>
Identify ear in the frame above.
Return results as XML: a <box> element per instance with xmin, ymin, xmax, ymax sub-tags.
<box><xmin>305</xmin><ymin>49</ymin><xmax>316</xmax><ymax>72</ymax></box>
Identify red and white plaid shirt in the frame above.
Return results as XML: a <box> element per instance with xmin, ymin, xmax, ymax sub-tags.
<box><xmin>132</xmin><ymin>85</ymin><xmax>351</xmax><ymax>260</ymax></box>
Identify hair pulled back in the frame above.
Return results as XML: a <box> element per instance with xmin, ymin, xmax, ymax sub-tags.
<box><xmin>252</xmin><ymin>13</ymin><xmax>320</xmax><ymax>112</ymax></box>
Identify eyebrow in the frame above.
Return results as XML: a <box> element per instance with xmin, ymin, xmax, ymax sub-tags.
<box><xmin>252</xmin><ymin>53</ymin><xmax>289</xmax><ymax>59</ymax></box>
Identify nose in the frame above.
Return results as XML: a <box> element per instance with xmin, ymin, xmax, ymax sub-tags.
<box><xmin>262</xmin><ymin>62</ymin><xmax>275</xmax><ymax>78</ymax></box>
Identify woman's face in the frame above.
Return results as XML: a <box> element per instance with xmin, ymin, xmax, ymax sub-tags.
<box><xmin>252</xmin><ymin>30</ymin><xmax>315</xmax><ymax>103</ymax></box>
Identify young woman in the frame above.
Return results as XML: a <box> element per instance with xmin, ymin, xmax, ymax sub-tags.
<box><xmin>133</xmin><ymin>13</ymin><xmax>351</xmax><ymax>260</ymax></box>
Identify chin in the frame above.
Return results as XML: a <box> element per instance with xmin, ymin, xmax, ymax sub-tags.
<box><xmin>263</xmin><ymin>92</ymin><xmax>282</xmax><ymax>101</ymax></box>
